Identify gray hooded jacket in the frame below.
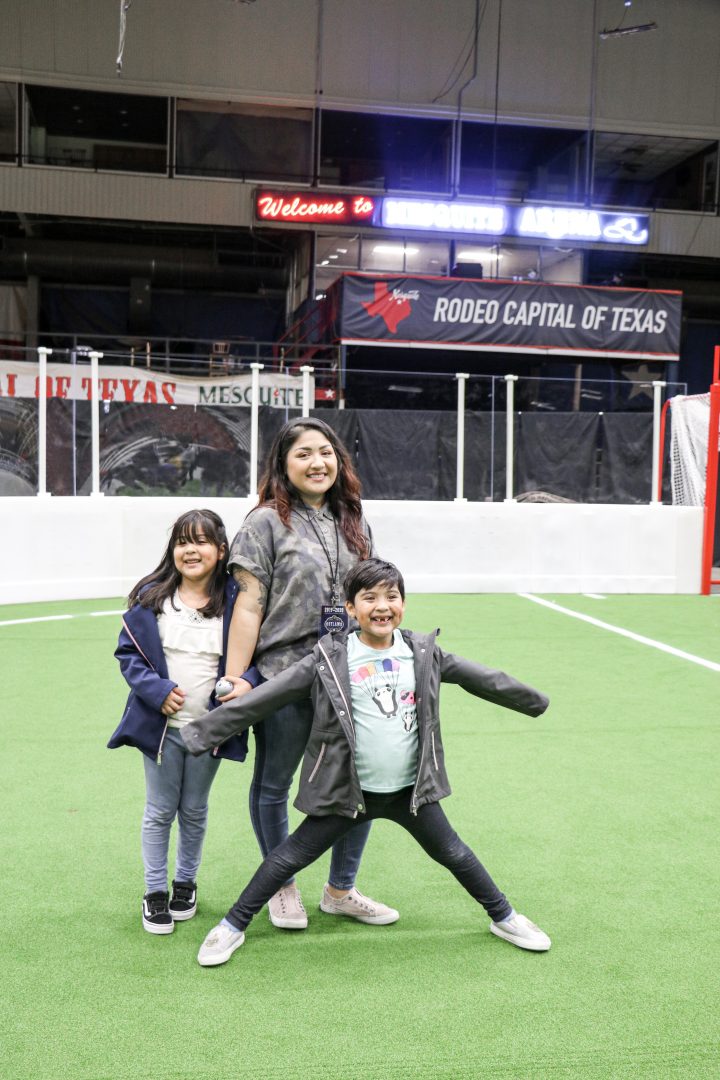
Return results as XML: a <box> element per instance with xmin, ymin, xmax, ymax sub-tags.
<box><xmin>180</xmin><ymin>629</ymin><xmax>549</xmax><ymax>819</ymax></box>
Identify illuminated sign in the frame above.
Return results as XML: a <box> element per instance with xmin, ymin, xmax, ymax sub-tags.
<box><xmin>382</xmin><ymin>198</ymin><xmax>506</xmax><ymax>235</ymax></box>
<box><xmin>515</xmin><ymin>206</ymin><xmax>648</xmax><ymax>245</ymax></box>
<box><xmin>255</xmin><ymin>190</ymin><xmax>650</xmax><ymax>246</ymax></box>
<box><xmin>255</xmin><ymin>191</ymin><xmax>376</xmax><ymax>226</ymax></box>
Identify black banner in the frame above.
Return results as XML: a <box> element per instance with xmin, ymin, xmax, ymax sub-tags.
<box><xmin>338</xmin><ymin>274</ymin><xmax>681</xmax><ymax>360</ymax></box>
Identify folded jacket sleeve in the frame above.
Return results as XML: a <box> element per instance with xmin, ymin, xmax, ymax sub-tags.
<box><xmin>114</xmin><ymin>629</ymin><xmax>177</xmax><ymax>711</ymax></box>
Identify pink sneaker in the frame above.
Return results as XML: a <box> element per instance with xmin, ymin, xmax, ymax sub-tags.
<box><xmin>268</xmin><ymin>884</ymin><xmax>308</xmax><ymax>929</ymax></box>
<box><xmin>320</xmin><ymin>884</ymin><xmax>399</xmax><ymax>925</ymax></box>
<box><xmin>490</xmin><ymin>912</ymin><xmax>551</xmax><ymax>951</ymax></box>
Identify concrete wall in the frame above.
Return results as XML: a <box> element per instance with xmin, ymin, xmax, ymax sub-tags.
<box><xmin>1</xmin><ymin>0</ymin><xmax>718</xmax><ymax>138</ymax></box>
<box><xmin>0</xmin><ymin>496</ymin><xmax>703</xmax><ymax>606</ymax></box>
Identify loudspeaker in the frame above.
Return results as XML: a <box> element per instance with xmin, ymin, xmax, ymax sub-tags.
<box><xmin>129</xmin><ymin>277</ymin><xmax>152</xmax><ymax>331</ymax></box>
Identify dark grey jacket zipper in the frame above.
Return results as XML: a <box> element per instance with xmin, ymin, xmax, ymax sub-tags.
<box><xmin>308</xmin><ymin>742</ymin><xmax>326</xmax><ymax>783</ymax></box>
<box><xmin>317</xmin><ymin>640</ymin><xmax>362</xmax><ymax>817</ymax></box>
<box><xmin>410</xmin><ymin>635</ymin><xmax>437</xmax><ymax>815</ymax></box>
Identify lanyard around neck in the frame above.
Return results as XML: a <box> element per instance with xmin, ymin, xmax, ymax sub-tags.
<box><xmin>303</xmin><ymin>507</ymin><xmax>341</xmax><ymax>603</ymax></box>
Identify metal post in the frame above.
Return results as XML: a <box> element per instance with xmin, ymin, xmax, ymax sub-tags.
<box><xmin>37</xmin><ymin>347</ymin><xmax>52</xmax><ymax>496</ymax></box>
<box><xmin>455</xmin><ymin>373</ymin><xmax>469</xmax><ymax>502</ymax></box>
<box><xmin>300</xmin><ymin>365</ymin><xmax>314</xmax><ymax>418</ymax></box>
<box><xmin>650</xmin><ymin>380</ymin><xmax>666</xmax><ymax>505</ymax></box>
<box><xmin>338</xmin><ymin>343</ymin><xmax>346</xmax><ymax>409</ymax></box>
<box><xmin>90</xmin><ymin>351</ymin><xmax>104</xmax><ymax>496</ymax></box>
<box><xmin>490</xmin><ymin>376</ymin><xmax>496</xmax><ymax>501</ymax></box>
<box><xmin>248</xmin><ymin>362</ymin><xmax>264</xmax><ymax>498</ymax></box>
<box><xmin>504</xmin><ymin>374</ymin><xmax>518</xmax><ymax>502</ymax></box>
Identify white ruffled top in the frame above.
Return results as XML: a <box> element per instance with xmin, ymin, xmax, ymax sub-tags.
<box><xmin>157</xmin><ymin>592</ymin><xmax>223</xmax><ymax>728</ymax></box>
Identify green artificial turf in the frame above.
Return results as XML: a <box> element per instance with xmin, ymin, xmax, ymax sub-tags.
<box><xmin>2</xmin><ymin>594</ymin><xmax>719</xmax><ymax>1079</ymax></box>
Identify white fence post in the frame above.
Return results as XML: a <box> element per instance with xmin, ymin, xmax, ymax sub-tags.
<box><xmin>300</xmin><ymin>365</ymin><xmax>314</xmax><ymax>418</ymax></box>
<box><xmin>504</xmin><ymin>374</ymin><xmax>518</xmax><ymax>502</ymax></box>
<box><xmin>90</xmin><ymin>351</ymin><xmax>104</xmax><ymax>496</ymax></box>
<box><xmin>651</xmin><ymin>380</ymin><xmax>667</xmax><ymax>505</ymax></box>
<box><xmin>248</xmin><ymin>362</ymin><xmax>264</xmax><ymax>498</ymax></box>
<box><xmin>455</xmin><ymin>373</ymin><xmax>469</xmax><ymax>502</ymax></box>
<box><xmin>37</xmin><ymin>347</ymin><xmax>52</xmax><ymax>496</ymax></box>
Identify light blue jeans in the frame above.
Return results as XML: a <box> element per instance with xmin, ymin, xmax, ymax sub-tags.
<box><xmin>142</xmin><ymin>727</ymin><xmax>221</xmax><ymax>893</ymax></box>
<box><xmin>249</xmin><ymin>698</ymin><xmax>372</xmax><ymax>891</ymax></box>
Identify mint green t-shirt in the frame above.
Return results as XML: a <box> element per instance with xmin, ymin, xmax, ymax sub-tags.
<box><xmin>347</xmin><ymin>629</ymin><xmax>419</xmax><ymax>792</ymax></box>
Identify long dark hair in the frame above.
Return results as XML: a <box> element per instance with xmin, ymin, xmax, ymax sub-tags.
<box><xmin>127</xmin><ymin>509</ymin><xmax>229</xmax><ymax>617</ymax></box>
<box><xmin>255</xmin><ymin>417</ymin><xmax>370</xmax><ymax>558</ymax></box>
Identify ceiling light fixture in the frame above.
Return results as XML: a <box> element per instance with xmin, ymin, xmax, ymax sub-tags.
<box><xmin>599</xmin><ymin>21</ymin><xmax>657</xmax><ymax>39</ymax></box>
<box><xmin>373</xmin><ymin>244</ymin><xmax>419</xmax><ymax>255</ymax></box>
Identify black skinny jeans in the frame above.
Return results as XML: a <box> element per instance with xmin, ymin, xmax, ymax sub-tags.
<box><xmin>226</xmin><ymin>787</ymin><xmax>512</xmax><ymax>930</ymax></box>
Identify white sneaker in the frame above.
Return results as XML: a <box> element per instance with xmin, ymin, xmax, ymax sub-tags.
<box><xmin>320</xmin><ymin>884</ymin><xmax>399</xmax><ymax>925</ymax></box>
<box><xmin>197</xmin><ymin>923</ymin><xmax>245</xmax><ymax>967</ymax></box>
<box><xmin>268</xmin><ymin>884</ymin><xmax>308</xmax><ymax>930</ymax></box>
<box><xmin>489</xmin><ymin>912</ymin><xmax>551</xmax><ymax>952</ymax></box>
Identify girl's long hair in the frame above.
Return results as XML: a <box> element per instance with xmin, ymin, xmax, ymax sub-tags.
<box><xmin>127</xmin><ymin>509</ymin><xmax>229</xmax><ymax>617</ymax></box>
<box><xmin>255</xmin><ymin>417</ymin><xmax>370</xmax><ymax>558</ymax></box>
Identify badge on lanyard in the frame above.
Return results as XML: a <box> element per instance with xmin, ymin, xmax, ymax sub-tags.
<box><xmin>319</xmin><ymin>604</ymin><xmax>349</xmax><ymax>638</ymax></box>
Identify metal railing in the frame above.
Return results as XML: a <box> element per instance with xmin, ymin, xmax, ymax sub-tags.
<box><xmin>0</xmin><ymin>346</ymin><xmax>687</xmax><ymax>503</ymax></box>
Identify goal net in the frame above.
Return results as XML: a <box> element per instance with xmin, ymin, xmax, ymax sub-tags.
<box><xmin>669</xmin><ymin>393</ymin><xmax>711</xmax><ymax>506</ymax></box>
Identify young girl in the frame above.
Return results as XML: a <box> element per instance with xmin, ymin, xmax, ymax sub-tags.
<box><xmin>108</xmin><ymin>509</ymin><xmax>258</xmax><ymax>935</ymax></box>
<box><xmin>181</xmin><ymin>558</ymin><xmax>552</xmax><ymax>967</ymax></box>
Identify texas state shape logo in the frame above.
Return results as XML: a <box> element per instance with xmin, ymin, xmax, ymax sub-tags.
<box><xmin>361</xmin><ymin>282</ymin><xmax>413</xmax><ymax>334</ymax></box>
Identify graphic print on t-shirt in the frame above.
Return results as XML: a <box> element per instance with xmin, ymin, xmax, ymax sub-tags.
<box><xmin>351</xmin><ymin>658</ymin><xmax>417</xmax><ymax>731</ymax></box>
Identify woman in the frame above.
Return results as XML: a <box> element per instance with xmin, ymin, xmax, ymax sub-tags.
<box><xmin>221</xmin><ymin>416</ymin><xmax>397</xmax><ymax>930</ymax></box>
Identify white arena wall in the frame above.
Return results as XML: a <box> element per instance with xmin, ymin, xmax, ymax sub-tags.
<box><xmin>0</xmin><ymin>497</ymin><xmax>703</xmax><ymax>606</ymax></box>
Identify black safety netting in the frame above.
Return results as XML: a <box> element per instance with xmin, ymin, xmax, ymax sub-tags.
<box><xmin>515</xmin><ymin>413</ymin><xmax>599</xmax><ymax>503</ymax></box>
<box><xmin>0</xmin><ymin>403</ymin><xmax>683</xmax><ymax>505</ymax></box>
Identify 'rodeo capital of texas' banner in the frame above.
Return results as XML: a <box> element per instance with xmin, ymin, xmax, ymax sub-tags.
<box><xmin>337</xmin><ymin>274</ymin><xmax>682</xmax><ymax>360</ymax></box>
<box><xmin>0</xmin><ymin>362</ymin><xmax>311</xmax><ymax>408</ymax></box>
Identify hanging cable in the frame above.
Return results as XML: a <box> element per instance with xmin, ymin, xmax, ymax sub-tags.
<box><xmin>116</xmin><ymin>0</ymin><xmax>132</xmax><ymax>74</ymax></box>
<box><xmin>433</xmin><ymin>0</ymin><xmax>489</xmax><ymax>104</ymax></box>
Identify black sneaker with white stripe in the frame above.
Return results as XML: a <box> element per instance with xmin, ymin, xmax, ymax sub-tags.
<box><xmin>142</xmin><ymin>891</ymin><xmax>174</xmax><ymax>935</ymax></box>
<box><xmin>169</xmin><ymin>880</ymin><xmax>197</xmax><ymax>921</ymax></box>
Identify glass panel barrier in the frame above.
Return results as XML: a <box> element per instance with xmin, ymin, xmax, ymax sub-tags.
<box><xmin>0</xmin><ymin>349</ymin><xmax>688</xmax><ymax>504</ymax></box>
<box><xmin>0</xmin><ymin>396</ymin><xmax>37</xmax><ymax>495</ymax></box>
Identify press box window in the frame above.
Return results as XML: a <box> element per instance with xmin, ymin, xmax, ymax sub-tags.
<box><xmin>176</xmin><ymin>100</ymin><xmax>312</xmax><ymax>183</ymax></box>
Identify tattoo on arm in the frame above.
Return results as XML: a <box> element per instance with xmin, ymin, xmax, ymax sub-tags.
<box><xmin>233</xmin><ymin>568</ymin><xmax>267</xmax><ymax>615</ymax></box>
<box><xmin>233</xmin><ymin>567</ymin><xmax>250</xmax><ymax>590</ymax></box>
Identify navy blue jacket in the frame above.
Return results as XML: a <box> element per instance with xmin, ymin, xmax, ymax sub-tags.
<box><xmin>108</xmin><ymin>577</ymin><xmax>258</xmax><ymax>762</ymax></box>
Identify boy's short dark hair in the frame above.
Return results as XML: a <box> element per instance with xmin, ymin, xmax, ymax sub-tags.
<box><xmin>344</xmin><ymin>558</ymin><xmax>406</xmax><ymax>602</ymax></box>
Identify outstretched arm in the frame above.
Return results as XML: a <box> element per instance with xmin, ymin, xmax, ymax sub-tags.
<box><xmin>438</xmin><ymin>647</ymin><xmax>549</xmax><ymax>718</ymax></box>
<box><xmin>181</xmin><ymin>653</ymin><xmax>317</xmax><ymax>755</ymax></box>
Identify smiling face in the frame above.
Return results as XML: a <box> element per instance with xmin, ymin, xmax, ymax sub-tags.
<box><xmin>173</xmin><ymin>532</ymin><xmax>224</xmax><ymax>591</ymax></box>
<box><xmin>284</xmin><ymin>427</ymin><xmax>338</xmax><ymax>507</ymax></box>
<box><xmin>346</xmin><ymin>580</ymin><xmax>406</xmax><ymax>650</ymax></box>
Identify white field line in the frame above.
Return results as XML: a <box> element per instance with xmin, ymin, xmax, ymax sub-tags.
<box><xmin>0</xmin><ymin>610</ymin><xmax>123</xmax><ymax>628</ymax></box>
<box><xmin>0</xmin><ymin>614</ymin><xmax>73</xmax><ymax>627</ymax></box>
<box><xmin>582</xmin><ymin>593</ymin><xmax>606</xmax><ymax>600</ymax></box>
<box><xmin>520</xmin><ymin>594</ymin><xmax>720</xmax><ymax>673</ymax></box>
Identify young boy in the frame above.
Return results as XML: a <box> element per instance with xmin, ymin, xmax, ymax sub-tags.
<box><xmin>181</xmin><ymin>558</ymin><xmax>551</xmax><ymax>966</ymax></box>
